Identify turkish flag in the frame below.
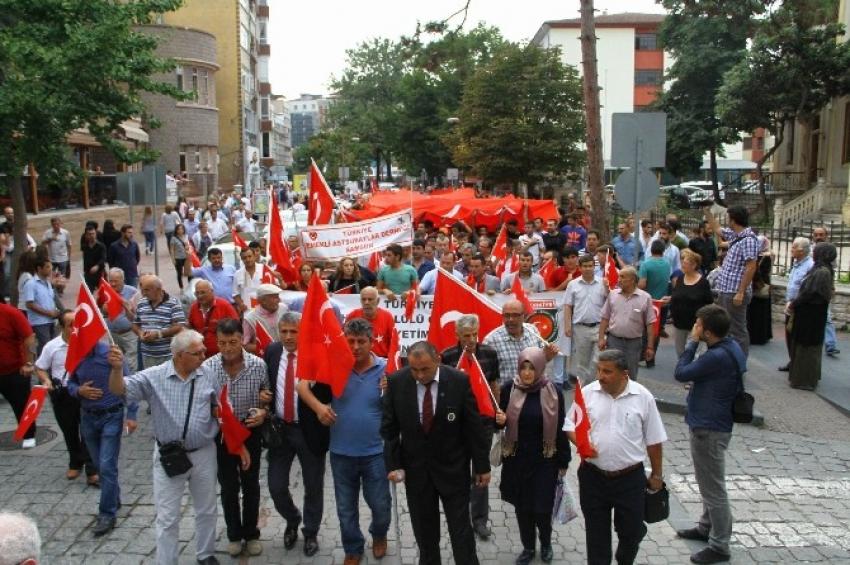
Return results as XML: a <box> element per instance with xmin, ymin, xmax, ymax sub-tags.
<box><xmin>260</xmin><ymin>264</ymin><xmax>277</xmax><ymax>284</ymax></box>
<box><xmin>403</xmin><ymin>281</ymin><xmax>418</xmax><ymax>321</ymax></box>
<box><xmin>605</xmin><ymin>250</ymin><xmax>619</xmax><ymax>288</ymax></box>
<box><xmin>232</xmin><ymin>229</ymin><xmax>248</xmax><ymax>249</ymax></box>
<box><xmin>296</xmin><ymin>273</ymin><xmax>355</xmax><ymax>397</ymax></box>
<box><xmin>491</xmin><ymin>224</ymin><xmax>508</xmax><ymax>264</ymax></box>
<box><xmin>652</xmin><ymin>299</ymin><xmax>664</xmax><ymax>337</ymax></box>
<box><xmin>219</xmin><ymin>384</ymin><xmax>251</xmax><ymax>455</ymax></box>
<box><xmin>308</xmin><ymin>159</ymin><xmax>335</xmax><ymax>225</ymax></box>
<box><xmin>510</xmin><ymin>273</ymin><xmax>533</xmax><ymax>315</ymax></box>
<box><xmin>333</xmin><ymin>284</ymin><xmax>355</xmax><ymax>295</ymax></box>
<box><xmin>569</xmin><ymin>379</ymin><xmax>594</xmax><ymax>459</ymax></box>
<box><xmin>13</xmin><ymin>385</ymin><xmax>48</xmax><ymax>441</ymax></box>
<box><xmin>538</xmin><ymin>258</ymin><xmax>555</xmax><ymax>288</ymax></box>
<box><xmin>456</xmin><ymin>351</ymin><xmax>496</xmax><ymax>418</ymax></box>
<box><xmin>187</xmin><ymin>242</ymin><xmax>202</xmax><ymax>268</ymax></box>
<box><xmin>428</xmin><ymin>268</ymin><xmax>503</xmax><ymax>352</ymax></box>
<box><xmin>386</xmin><ymin>327</ymin><xmax>401</xmax><ymax>374</ymax></box>
<box><xmin>255</xmin><ymin>321</ymin><xmax>272</xmax><ymax>358</ymax></box>
<box><xmin>267</xmin><ymin>190</ymin><xmax>299</xmax><ymax>284</ymax></box>
<box><xmin>65</xmin><ymin>283</ymin><xmax>109</xmax><ymax>375</ymax></box>
<box><xmin>367</xmin><ymin>250</ymin><xmax>383</xmax><ymax>273</ymax></box>
<box><xmin>97</xmin><ymin>278</ymin><xmax>123</xmax><ymax>321</ymax></box>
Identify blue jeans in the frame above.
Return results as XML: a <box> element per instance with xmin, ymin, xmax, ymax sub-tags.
<box><xmin>825</xmin><ymin>307</ymin><xmax>837</xmax><ymax>351</ymax></box>
<box><xmin>330</xmin><ymin>452</ymin><xmax>391</xmax><ymax>556</ymax></box>
<box><xmin>81</xmin><ymin>408</ymin><xmax>124</xmax><ymax>519</ymax></box>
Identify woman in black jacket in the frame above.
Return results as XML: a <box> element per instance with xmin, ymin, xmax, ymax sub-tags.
<box><xmin>498</xmin><ymin>347</ymin><xmax>570</xmax><ymax>565</ymax></box>
<box><xmin>327</xmin><ymin>256</ymin><xmax>371</xmax><ymax>293</ymax></box>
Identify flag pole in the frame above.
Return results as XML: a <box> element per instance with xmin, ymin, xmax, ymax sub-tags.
<box><xmin>86</xmin><ymin>277</ymin><xmax>115</xmax><ymax>346</ymax></box>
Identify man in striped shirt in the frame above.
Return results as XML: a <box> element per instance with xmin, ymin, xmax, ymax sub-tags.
<box><xmin>134</xmin><ymin>274</ymin><xmax>186</xmax><ymax>368</ymax></box>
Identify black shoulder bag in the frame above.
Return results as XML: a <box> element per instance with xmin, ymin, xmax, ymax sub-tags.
<box><xmin>158</xmin><ymin>378</ymin><xmax>196</xmax><ymax>477</ymax></box>
<box><xmin>721</xmin><ymin>346</ymin><xmax>754</xmax><ymax>424</ymax></box>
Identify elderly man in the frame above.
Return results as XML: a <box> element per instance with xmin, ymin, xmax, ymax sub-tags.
<box><xmin>420</xmin><ymin>251</ymin><xmax>463</xmax><ymax>294</ymax></box>
<box><xmin>191</xmin><ymin>221</ymin><xmax>213</xmax><ymax>258</ymax></box>
<box><xmin>467</xmin><ymin>254</ymin><xmax>500</xmax><ymax>295</ymax></box>
<box><xmin>301</xmin><ymin>319</ymin><xmax>392</xmax><ymax>564</ymax></box>
<box><xmin>243</xmin><ymin>284</ymin><xmax>288</xmax><ymax>354</ymax></box>
<box><xmin>382</xmin><ymin>341</ymin><xmax>491</xmax><ymax>565</ymax></box>
<box><xmin>598</xmin><ymin>267</ymin><xmax>657</xmax><ymax>381</ymax></box>
<box><xmin>563</xmin><ymin>254</ymin><xmax>610</xmax><ymax>383</ymax></box>
<box><xmin>483</xmin><ymin>300</ymin><xmax>558</xmax><ymax>383</ymax></box>
<box><xmin>203</xmin><ymin>319</ymin><xmax>269</xmax><ymax>558</ymax></box>
<box><xmin>106</xmin><ymin>268</ymin><xmax>140</xmax><ymax>373</ymax></box>
<box><xmin>440</xmin><ymin>314</ymin><xmax>501</xmax><ymax>540</ymax></box>
<box><xmin>454</xmin><ymin>243</ymin><xmax>476</xmax><ymax>276</ymax></box>
<box><xmin>564</xmin><ymin>349</ymin><xmax>667</xmax><ymax>565</ymax></box>
<box><xmin>191</xmin><ymin>247</ymin><xmax>237</xmax><ymax>305</ymax></box>
<box><xmin>779</xmin><ymin>237</ymin><xmax>813</xmax><ymax>371</ymax></box>
<box><xmin>134</xmin><ymin>275</ymin><xmax>186</xmax><ymax>369</ymax></box>
<box><xmin>188</xmin><ymin>280</ymin><xmax>238</xmax><ymax>358</ymax></box>
<box><xmin>107</xmin><ymin>225</ymin><xmax>141</xmax><ymax>287</ymax></box>
<box><xmin>108</xmin><ymin>330</ymin><xmax>248</xmax><ymax>565</ymax></box>
<box><xmin>264</xmin><ymin>312</ymin><xmax>329</xmax><ymax>558</ymax></box>
<box><xmin>0</xmin><ymin>512</ymin><xmax>41</xmax><ymax>565</ymax></box>
<box><xmin>344</xmin><ymin>287</ymin><xmax>396</xmax><ymax>358</ymax></box>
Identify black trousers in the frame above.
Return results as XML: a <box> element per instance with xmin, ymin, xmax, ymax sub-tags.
<box><xmin>0</xmin><ymin>373</ymin><xmax>35</xmax><ymax>440</ymax></box>
<box><xmin>578</xmin><ymin>463</ymin><xmax>647</xmax><ymax>565</ymax></box>
<box><xmin>50</xmin><ymin>388</ymin><xmax>95</xmax><ymax>474</ymax></box>
<box><xmin>516</xmin><ymin>508</ymin><xmax>552</xmax><ymax>551</ymax></box>
<box><xmin>216</xmin><ymin>430</ymin><xmax>262</xmax><ymax>542</ymax></box>
<box><xmin>266</xmin><ymin>422</ymin><xmax>326</xmax><ymax>537</ymax></box>
<box><xmin>406</xmin><ymin>471</ymin><xmax>478</xmax><ymax>565</ymax></box>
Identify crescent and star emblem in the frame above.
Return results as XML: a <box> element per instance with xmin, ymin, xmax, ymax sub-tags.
<box><xmin>75</xmin><ymin>303</ymin><xmax>95</xmax><ymax>328</ymax></box>
<box><xmin>439</xmin><ymin>310</ymin><xmax>463</xmax><ymax>329</ymax></box>
<box><xmin>22</xmin><ymin>398</ymin><xmax>40</xmax><ymax>420</ymax></box>
<box><xmin>570</xmin><ymin>404</ymin><xmax>584</xmax><ymax>427</ymax></box>
<box><xmin>313</xmin><ymin>191</ymin><xmax>322</xmax><ymax>223</ymax></box>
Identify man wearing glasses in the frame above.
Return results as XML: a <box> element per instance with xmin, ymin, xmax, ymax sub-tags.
<box><xmin>109</xmin><ymin>329</ymin><xmax>249</xmax><ymax>565</ymax></box>
<box><xmin>483</xmin><ymin>300</ymin><xmax>559</xmax><ymax>384</ymax></box>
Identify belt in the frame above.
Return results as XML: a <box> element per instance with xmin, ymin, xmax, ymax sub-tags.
<box><xmin>83</xmin><ymin>404</ymin><xmax>124</xmax><ymax>416</ymax></box>
<box><xmin>272</xmin><ymin>416</ymin><xmax>300</xmax><ymax>426</ymax></box>
<box><xmin>607</xmin><ymin>334</ymin><xmax>642</xmax><ymax>341</ymax></box>
<box><xmin>111</xmin><ymin>328</ymin><xmax>133</xmax><ymax>335</ymax></box>
<box><xmin>582</xmin><ymin>461</ymin><xmax>643</xmax><ymax>479</ymax></box>
<box><xmin>577</xmin><ymin>322</ymin><xmax>599</xmax><ymax>327</ymax></box>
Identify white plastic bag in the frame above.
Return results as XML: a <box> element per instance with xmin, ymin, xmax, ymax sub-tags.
<box><xmin>552</xmin><ymin>475</ymin><xmax>578</xmax><ymax>525</ymax></box>
<box><xmin>489</xmin><ymin>431</ymin><xmax>503</xmax><ymax>467</ymax></box>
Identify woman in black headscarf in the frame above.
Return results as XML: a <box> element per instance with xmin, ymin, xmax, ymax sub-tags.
<box><xmin>498</xmin><ymin>347</ymin><xmax>570</xmax><ymax>565</ymax></box>
<box><xmin>788</xmin><ymin>242</ymin><xmax>837</xmax><ymax>391</ymax></box>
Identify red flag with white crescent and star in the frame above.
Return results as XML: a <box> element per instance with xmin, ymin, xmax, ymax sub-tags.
<box><xmin>295</xmin><ymin>273</ymin><xmax>355</xmax><ymax>397</ymax></box>
<box><xmin>568</xmin><ymin>379</ymin><xmax>594</xmax><ymax>459</ymax></box>
<box><xmin>219</xmin><ymin>384</ymin><xmax>251</xmax><ymax>455</ymax></box>
<box><xmin>255</xmin><ymin>320</ymin><xmax>273</xmax><ymax>358</ymax></box>
<box><xmin>308</xmin><ymin>159</ymin><xmax>335</xmax><ymax>225</ymax></box>
<box><xmin>510</xmin><ymin>272</ymin><xmax>533</xmax><ymax>315</ymax></box>
<box><xmin>267</xmin><ymin>190</ymin><xmax>299</xmax><ymax>284</ymax></box>
<box><xmin>65</xmin><ymin>282</ymin><xmax>109</xmax><ymax>375</ymax></box>
<box><xmin>13</xmin><ymin>385</ymin><xmax>48</xmax><ymax>441</ymax></box>
<box><xmin>428</xmin><ymin>268</ymin><xmax>502</xmax><ymax>352</ymax></box>
<box><xmin>456</xmin><ymin>351</ymin><xmax>496</xmax><ymax>418</ymax></box>
<box><xmin>187</xmin><ymin>242</ymin><xmax>202</xmax><ymax>268</ymax></box>
<box><xmin>260</xmin><ymin>264</ymin><xmax>277</xmax><ymax>284</ymax></box>
<box><xmin>385</xmin><ymin>326</ymin><xmax>401</xmax><ymax>374</ymax></box>
<box><xmin>97</xmin><ymin>278</ymin><xmax>123</xmax><ymax>321</ymax></box>
<box><xmin>232</xmin><ymin>228</ymin><xmax>248</xmax><ymax>249</ymax></box>
<box><xmin>652</xmin><ymin>299</ymin><xmax>664</xmax><ymax>337</ymax></box>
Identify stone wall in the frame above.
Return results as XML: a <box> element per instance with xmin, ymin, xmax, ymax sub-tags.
<box><xmin>770</xmin><ymin>277</ymin><xmax>850</xmax><ymax>330</ymax></box>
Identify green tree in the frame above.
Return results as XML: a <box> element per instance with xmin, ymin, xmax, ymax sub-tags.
<box><xmin>292</xmin><ymin>130</ymin><xmax>372</xmax><ymax>182</ymax></box>
<box><xmin>0</xmin><ymin>0</ymin><xmax>185</xmax><ymax>288</ymax></box>
<box><xmin>446</xmin><ymin>43</ymin><xmax>585</xmax><ymax>192</ymax></box>
<box><xmin>717</xmin><ymin>0</ymin><xmax>850</xmax><ymax>211</ymax></box>
<box><xmin>657</xmin><ymin>0</ymin><xmax>767</xmax><ymax>201</ymax></box>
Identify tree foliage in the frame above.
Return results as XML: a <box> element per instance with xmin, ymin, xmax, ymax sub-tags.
<box><xmin>447</xmin><ymin>43</ymin><xmax>585</xmax><ymax>190</ymax></box>
<box><xmin>292</xmin><ymin>130</ymin><xmax>372</xmax><ymax>182</ymax></box>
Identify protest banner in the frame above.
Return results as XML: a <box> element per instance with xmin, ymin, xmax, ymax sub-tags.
<box><xmin>299</xmin><ymin>210</ymin><xmax>414</xmax><ymax>261</ymax></box>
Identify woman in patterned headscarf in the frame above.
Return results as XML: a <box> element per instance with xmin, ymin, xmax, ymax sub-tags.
<box><xmin>498</xmin><ymin>347</ymin><xmax>570</xmax><ymax>565</ymax></box>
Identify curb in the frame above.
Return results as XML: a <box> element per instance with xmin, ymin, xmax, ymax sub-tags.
<box><xmin>818</xmin><ymin>392</ymin><xmax>850</xmax><ymax>419</ymax></box>
<box><xmin>654</xmin><ymin>397</ymin><xmax>765</xmax><ymax>427</ymax></box>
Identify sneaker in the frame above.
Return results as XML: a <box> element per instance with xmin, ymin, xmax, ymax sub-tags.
<box><xmin>22</xmin><ymin>438</ymin><xmax>36</xmax><ymax>449</ymax></box>
<box><xmin>226</xmin><ymin>541</ymin><xmax>243</xmax><ymax>557</ymax></box>
<box><xmin>826</xmin><ymin>348</ymin><xmax>840</xmax><ymax>357</ymax></box>
<box><xmin>245</xmin><ymin>539</ymin><xmax>262</xmax><ymax>556</ymax></box>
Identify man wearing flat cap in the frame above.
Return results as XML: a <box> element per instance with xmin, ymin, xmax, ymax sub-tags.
<box><xmin>243</xmin><ymin>284</ymin><xmax>289</xmax><ymax>355</ymax></box>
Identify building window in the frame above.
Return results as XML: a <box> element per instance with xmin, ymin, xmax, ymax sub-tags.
<box><xmin>176</xmin><ymin>65</ymin><xmax>184</xmax><ymax>91</ymax></box>
<box><xmin>635</xmin><ymin>70</ymin><xmax>663</xmax><ymax>86</ymax></box>
<box><xmin>200</xmin><ymin>69</ymin><xmax>209</xmax><ymax>105</ymax></box>
<box><xmin>635</xmin><ymin>33</ymin><xmax>658</xmax><ymax>50</ymax></box>
<box><xmin>194</xmin><ymin>148</ymin><xmax>201</xmax><ymax>171</ymax></box>
<box><xmin>179</xmin><ymin>151</ymin><xmax>187</xmax><ymax>173</ymax></box>
<box><xmin>262</xmin><ymin>132</ymin><xmax>271</xmax><ymax>158</ymax></box>
<box><xmin>843</xmin><ymin>102</ymin><xmax>850</xmax><ymax>164</ymax></box>
<box><xmin>191</xmin><ymin>67</ymin><xmax>199</xmax><ymax>102</ymax></box>
<box><xmin>743</xmin><ymin>137</ymin><xmax>753</xmax><ymax>150</ymax></box>
<box><xmin>786</xmin><ymin>121</ymin><xmax>795</xmax><ymax>165</ymax></box>
<box><xmin>260</xmin><ymin>97</ymin><xmax>270</xmax><ymax>119</ymax></box>
<box><xmin>259</xmin><ymin>21</ymin><xmax>267</xmax><ymax>44</ymax></box>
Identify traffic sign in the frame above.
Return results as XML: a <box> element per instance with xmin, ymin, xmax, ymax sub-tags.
<box><xmin>611</xmin><ymin>113</ymin><xmax>666</xmax><ymax>213</ymax></box>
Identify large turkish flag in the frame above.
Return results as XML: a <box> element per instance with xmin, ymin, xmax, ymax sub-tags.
<box><xmin>427</xmin><ymin>268</ymin><xmax>503</xmax><ymax>352</ymax></box>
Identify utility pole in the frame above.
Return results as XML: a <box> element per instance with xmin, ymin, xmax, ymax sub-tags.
<box><xmin>579</xmin><ymin>0</ymin><xmax>609</xmax><ymax>241</ymax></box>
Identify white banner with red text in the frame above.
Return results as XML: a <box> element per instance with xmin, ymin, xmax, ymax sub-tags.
<box><xmin>298</xmin><ymin>209</ymin><xmax>414</xmax><ymax>262</ymax></box>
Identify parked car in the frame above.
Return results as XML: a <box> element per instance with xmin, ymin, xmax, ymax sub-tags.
<box><xmin>667</xmin><ymin>184</ymin><xmax>714</xmax><ymax>209</ymax></box>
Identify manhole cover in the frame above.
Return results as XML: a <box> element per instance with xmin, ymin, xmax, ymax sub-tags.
<box><xmin>0</xmin><ymin>427</ymin><xmax>58</xmax><ymax>450</ymax></box>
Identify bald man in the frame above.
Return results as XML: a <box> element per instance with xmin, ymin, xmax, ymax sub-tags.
<box><xmin>483</xmin><ymin>300</ymin><xmax>558</xmax><ymax>383</ymax></box>
<box><xmin>134</xmin><ymin>275</ymin><xmax>186</xmax><ymax>368</ymax></box>
<box><xmin>344</xmin><ymin>287</ymin><xmax>397</xmax><ymax>358</ymax></box>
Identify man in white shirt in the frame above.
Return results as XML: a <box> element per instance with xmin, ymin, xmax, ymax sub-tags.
<box><xmin>517</xmin><ymin>221</ymin><xmax>545</xmax><ymax>267</ymax></box>
<box><xmin>564</xmin><ymin>349</ymin><xmax>667</xmax><ymax>565</ymax></box>
<box><xmin>206</xmin><ymin>208</ymin><xmax>229</xmax><ymax>240</ymax></box>
<box><xmin>562</xmin><ymin>254</ymin><xmax>609</xmax><ymax>382</ymax></box>
<box><xmin>42</xmin><ymin>217</ymin><xmax>72</xmax><ymax>279</ymax></box>
<box><xmin>232</xmin><ymin>247</ymin><xmax>266</xmax><ymax>315</ymax></box>
<box><xmin>420</xmin><ymin>251</ymin><xmax>462</xmax><ymax>294</ymax></box>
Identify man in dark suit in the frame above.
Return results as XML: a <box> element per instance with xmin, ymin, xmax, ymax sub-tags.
<box><xmin>262</xmin><ymin>311</ymin><xmax>329</xmax><ymax>557</ymax></box>
<box><xmin>381</xmin><ymin>340</ymin><xmax>491</xmax><ymax>565</ymax></box>
<box><xmin>440</xmin><ymin>314</ymin><xmax>500</xmax><ymax>540</ymax></box>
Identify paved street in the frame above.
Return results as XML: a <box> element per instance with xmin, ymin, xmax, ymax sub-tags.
<box><xmin>1</xmin><ymin>233</ymin><xmax>849</xmax><ymax>563</ymax></box>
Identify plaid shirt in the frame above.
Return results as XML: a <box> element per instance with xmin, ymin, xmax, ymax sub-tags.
<box><xmin>716</xmin><ymin>227</ymin><xmax>760</xmax><ymax>294</ymax></box>
<box><xmin>482</xmin><ymin>323</ymin><xmax>547</xmax><ymax>384</ymax></box>
<box><xmin>123</xmin><ymin>361</ymin><xmax>221</xmax><ymax>450</ymax></box>
<box><xmin>202</xmin><ymin>351</ymin><xmax>269</xmax><ymax>420</ymax></box>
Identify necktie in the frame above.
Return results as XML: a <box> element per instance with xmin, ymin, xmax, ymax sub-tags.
<box><xmin>422</xmin><ymin>381</ymin><xmax>434</xmax><ymax>434</ymax></box>
<box><xmin>283</xmin><ymin>352</ymin><xmax>295</xmax><ymax>423</ymax></box>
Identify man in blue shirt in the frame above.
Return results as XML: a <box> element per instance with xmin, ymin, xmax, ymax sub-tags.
<box><xmin>560</xmin><ymin>213</ymin><xmax>587</xmax><ymax>251</ymax></box>
<box><xmin>106</xmin><ymin>268</ymin><xmax>140</xmax><ymax>372</ymax></box>
<box><xmin>406</xmin><ymin>239</ymin><xmax>435</xmax><ymax>280</ymax></box>
<box><xmin>612</xmin><ymin>222</ymin><xmax>639</xmax><ymax>267</ymax></box>
<box><xmin>191</xmin><ymin>247</ymin><xmax>237</xmax><ymax>304</ymax></box>
<box><xmin>23</xmin><ymin>257</ymin><xmax>59</xmax><ymax>354</ymax></box>
<box><xmin>778</xmin><ymin>237</ymin><xmax>813</xmax><ymax>371</ymax></box>
<box><xmin>107</xmin><ymin>225</ymin><xmax>141</xmax><ymax>287</ymax></box>
<box><xmin>68</xmin><ymin>342</ymin><xmax>137</xmax><ymax>537</ymax></box>
<box><xmin>299</xmin><ymin>318</ymin><xmax>391</xmax><ymax>563</ymax></box>
<box><xmin>673</xmin><ymin>305</ymin><xmax>744</xmax><ymax>565</ymax></box>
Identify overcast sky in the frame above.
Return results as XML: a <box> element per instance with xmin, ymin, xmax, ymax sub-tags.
<box><xmin>268</xmin><ymin>0</ymin><xmax>665</xmax><ymax>99</ymax></box>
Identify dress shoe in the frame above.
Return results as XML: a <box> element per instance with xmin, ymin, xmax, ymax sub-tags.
<box><xmin>690</xmin><ymin>547</ymin><xmax>730</xmax><ymax>564</ymax></box>
<box><xmin>372</xmin><ymin>537</ymin><xmax>387</xmax><ymax>559</ymax></box>
<box><xmin>196</xmin><ymin>557</ymin><xmax>220</xmax><ymax>565</ymax></box>
<box><xmin>92</xmin><ymin>515</ymin><xmax>116</xmax><ymax>537</ymax></box>
<box><xmin>303</xmin><ymin>535</ymin><xmax>319</xmax><ymax>556</ymax></box>
<box><xmin>473</xmin><ymin>522</ymin><xmax>491</xmax><ymax>540</ymax></box>
<box><xmin>66</xmin><ymin>469</ymin><xmax>81</xmax><ymax>480</ymax></box>
<box><xmin>778</xmin><ymin>364</ymin><xmax>789</xmax><ymax>371</ymax></box>
<box><xmin>516</xmin><ymin>548</ymin><xmax>535</xmax><ymax>565</ymax></box>
<box><xmin>541</xmin><ymin>545</ymin><xmax>554</xmax><ymax>562</ymax></box>
<box><xmin>245</xmin><ymin>539</ymin><xmax>262</xmax><ymax>556</ymax></box>
<box><xmin>676</xmin><ymin>527</ymin><xmax>709</xmax><ymax>542</ymax></box>
<box><xmin>343</xmin><ymin>554</ymin><xmax>363</xmax><ymax>565</ymax></box>
<box><xmin>226</xmin><ymin>540</ymin><xmax>243</xmax><ymax>557</ymax></box>
<box><xmin>283</xmin><ymin>519</ymin><xmax>300</xmax><ymax>549</ymax></box>
<box><xmin>87</xmin><ymin>474</ymin><xmax>100</xmax><ymax>488</ymax></box>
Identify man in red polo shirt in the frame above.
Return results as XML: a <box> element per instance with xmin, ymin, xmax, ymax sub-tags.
<box><xmin>547</xmin><ymin>247</ymin><xmax>583</xmax><ymax>291</ymax></box>
<box><xmin>344</xmin><ymin>286</ymin><xmax>396</xmax><ymax>358</ymax></box>
<box><xmin>0</xmin><ymin>302</ymin><xmax>37</xmax><ymax>447</ymax></box>
<box><xmin>187</xmin><ymin>279</ymin><xmax>238</xmax><ymax>357</ymax></box>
